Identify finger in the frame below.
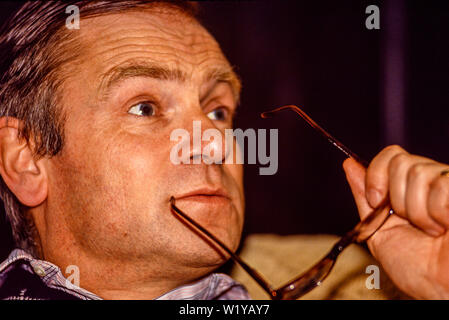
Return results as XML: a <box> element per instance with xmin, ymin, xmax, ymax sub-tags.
<box><xmin>406</xmin><ymin>163</ymin><xmax>445</xmax><ymax>236</ymax></box>
<box><xmin>365</xmin><ymin>145</ymin><xmax>408</xmax><ymax>208</ymax></box>
<box><xmin>386</xmin><ymin>152</ymin><xmax>412</xmax><ymax>217</ymax></box>
<box><xmin>387</xmin><ymin>153</ymin><xmax>433</xmax><ymax>217</ymax></box>
<box><xmin>388</xmin><ymin>153</ymin><xmax>436</xmax><ymax>218</ymax></box>
<box><xmin>428</xmin><ymin>169</ymin><xmax>449</xmax><ymax>229</ymax></box>
<box><xmin>343</xmin><ymin>157</ymin><xmax>410</xmax><ymax>260</ymax></box>
<box><xmin>343</xmin><ymin>157</ymin><xmax>373</xmax><ymax>220</ymax></box>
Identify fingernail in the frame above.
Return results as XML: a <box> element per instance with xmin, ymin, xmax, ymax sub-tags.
<box><xmin>367</xmin><ymin>189</ymin><xmax>382</xmax><ymax>207</ymax></box>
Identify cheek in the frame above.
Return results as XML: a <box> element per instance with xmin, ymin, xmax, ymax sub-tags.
<box><xmin>51</xmin><ymin>129</ymin><xmax>171</xmax><ymax>247</ymax></box>
<box><xmin>62</xmin><ymin>104</ymin><xmax>171</xmax><ymax>208</ymax></box>
<box><xmin>95</xmin><ymin>132</ymin><xmax>170</xmax><ymax>206</ymax></box>
<box><xmin>223</xmin><ymin>162</ymin><xmax>245</xmax><ymax>234</ymax></box>
<box><xmin>225</xmin><ymin>163</ymin><xmax>244</xmax><ymax>200</ymax></box>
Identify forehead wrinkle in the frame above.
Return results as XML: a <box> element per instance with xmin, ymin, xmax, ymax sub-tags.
<box><xmin>97</xmin><ymin>60</ymin><xmax>241</xmax><ymax>104</ymax></box>
<box><xmin>93</xmin><ymin>40</ymin><xmax>226</xmax><ymax>68</ymax></box>
<box><xmin>97</xmin><ymin>47</ymin><xmax>225</xmax><ymax>69</ymax></box>
<box><xmin>97</xmin><ymin>49</ymin><xmax>234</xmax><ymax>88</ymax></box>
<box><xmin>92</xmin><ymin>36</ymin><xmax>218</xmax><ymax>57</ymax></box>
<box><xmin>89</xmin><ymin>33</ymin><xmax>227</xmax><ymax>75</ymax></box>
<box><xmin>84</xmin><ymin>9</ymin><xmax>201</xmax><ymax>41</ymax></box>
<box><xmin>83</xmin><ymin>18</ymin><xmax>222</xmax><ymax>58</ymax></box>
<box><xmin>78</xmin><ymin>13</ymin><xmax>240</xmax><ymax>102</ymax></box>
<box><xmin>82</xmin><ymin>17</ymin><xmax>223</xmax><ymax>58</ymax></box>
<box><xmin>98</xmin><ymin>61</ymin><xmax>187</xmax><ymax>97</ymax></box>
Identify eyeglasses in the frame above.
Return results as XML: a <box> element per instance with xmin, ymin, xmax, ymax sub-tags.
<box><xmin>170</xmin><ymin>105</ymin><xmax>394</xmax><ymax>300</ymax></box>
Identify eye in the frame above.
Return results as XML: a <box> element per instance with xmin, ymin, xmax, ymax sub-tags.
<box><xmin>207</xmin><ymin>107</ymin><xmax>228</xmax><ymax>121</ymax></box>
<box><xmin>128</xmin><ymin>102</ymin><xmax>156</xmax><ymax>117</ymax></box>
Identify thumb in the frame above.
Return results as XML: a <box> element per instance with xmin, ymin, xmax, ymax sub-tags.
<box><xmin>343</xmin><ymin>158</ymin><xmax>373</xmax><ymax>220</ymax></box>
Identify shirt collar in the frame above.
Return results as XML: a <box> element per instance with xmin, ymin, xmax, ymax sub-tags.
<box><xmin>0</xmin><ymin>249</ymin><xmax>101</xmax><ymax>300</ymax></box>
<box><xmin>0</xmin><ymin>249</ymin><xmax>250</xmax><ymax>300</ymax></box>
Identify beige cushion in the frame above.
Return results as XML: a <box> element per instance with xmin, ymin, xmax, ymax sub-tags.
<box><xmin>229</xmin><ymin>234</ymin><xmax>409</xmax><ymax>300</ymax></box>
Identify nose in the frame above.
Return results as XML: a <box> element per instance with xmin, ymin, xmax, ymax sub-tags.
<box><xmin>170</xmin><ymin>98</ymin><xmax>234</xmax><ymax>166</ymax></box>
<box><xmin>189</xmin><ymin>116</ymin><xmax>228</xmax><ymax>165</ymax></box>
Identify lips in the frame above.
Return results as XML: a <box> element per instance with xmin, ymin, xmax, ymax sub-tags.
<box><xmin>174</xmin><ymin>187</ymin><xmax>231</xmax><ymax>204</ymax></box>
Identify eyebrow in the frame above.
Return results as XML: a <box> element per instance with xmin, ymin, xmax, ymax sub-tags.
<box><xmin>99</xmin><ymin>62</ymin><xmax>241</xmax><ymax>103</ymax></box>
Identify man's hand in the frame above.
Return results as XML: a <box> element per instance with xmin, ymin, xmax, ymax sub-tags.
<box><xmin>343</xmin><ymin>145</ymin><xmax>449</xmax><ymax>299</ymax></box>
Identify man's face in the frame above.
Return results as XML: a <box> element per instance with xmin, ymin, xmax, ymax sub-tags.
<box><xmin>43</xmin><ymin>9</ymin><xmax>244</xmax><ymax>277</ymax></box>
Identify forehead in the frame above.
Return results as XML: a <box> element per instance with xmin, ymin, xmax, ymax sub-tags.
<box><xmin>76</xmin><ymin>9</ymin><xmax>235</xmax><ymax>87</ymax></box>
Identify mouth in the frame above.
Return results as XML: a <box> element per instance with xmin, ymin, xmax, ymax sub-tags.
<box><xmin>173</xmin><ymin>188</ymin><xmax>231</xmax><ymax>204</ymax></box>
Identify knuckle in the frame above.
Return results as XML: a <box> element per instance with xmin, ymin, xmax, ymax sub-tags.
<box><xmin>431</xmin><ymin>178</ymin><xmax>449</xmax><ymax>210</ymax></box>
<box><xmin>408</xmin><ymin>163</ymin><xmax>429</xmax><ymax>181</ymax></box>
<box><xmin>385</xmin><ymin>144</ymin><xmax>403</xmax><ymax>153</ymax></box>
<box><xmin>389</xmin><ymin>152</ymin><xmax>409</xmax><ymax>173</ymax></box>
<box><xmin>431</xmin><ymin>177</ymin><xmax>449</xmax><ymax>195</ymax></box>
<box><xmin>427</xmin><ymin>179</ymin><xmax>449</xmax><ymax>227</ymax></box>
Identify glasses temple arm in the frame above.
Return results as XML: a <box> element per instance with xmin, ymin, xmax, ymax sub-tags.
<box><xmin>261</xmin><ymin>105</ymin><xmax>369</xmax><ymax>167</ymax></box>
<box><xmin>169</xmin><ymin>197</ymin><xmax>278</xmax><ymax>298</ymax></box>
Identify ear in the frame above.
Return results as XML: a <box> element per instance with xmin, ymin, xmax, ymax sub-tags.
<box><xmin>0</xmin><ymin>117</ymin><xmax>48</xmax><ymax>207</ymax></box>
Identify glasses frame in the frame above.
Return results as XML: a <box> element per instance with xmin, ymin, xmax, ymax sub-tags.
<box><xmin>170</xmin><ymin>105</ymin><xmax>394</xmax><ymax>300</ymax></box>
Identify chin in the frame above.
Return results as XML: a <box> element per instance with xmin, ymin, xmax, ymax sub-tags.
<box><xmin>179</xmin><ymin>230</ymin><xmax>240</xmax><ymax>269</ymax></box>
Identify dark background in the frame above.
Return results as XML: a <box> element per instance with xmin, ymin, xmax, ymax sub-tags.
<box><xmin>0</xmin><ymin>1</ymin><xmax>448</xmax><ymax>260</ymax></box>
